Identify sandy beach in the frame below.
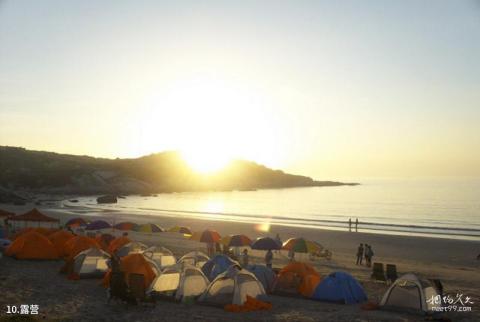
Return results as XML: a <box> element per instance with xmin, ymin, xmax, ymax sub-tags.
<box><xmin>1</xmin><ymin>204</ymin><xmax>479</xmax><ymax>322</ymax></box>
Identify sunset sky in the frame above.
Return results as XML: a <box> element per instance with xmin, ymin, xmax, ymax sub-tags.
<box><xmin>1</xmin><ymin>1</ymin><xmax>479</xmax><ymax>178</ymax></box>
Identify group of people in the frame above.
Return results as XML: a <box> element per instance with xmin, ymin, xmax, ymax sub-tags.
<box><xmin>348</xmin><ymin>218</ymin><xmax>360</xmax><ymax>232</ymax></box>
<box><xmin>355</xmin><ymin>243</ymin><xmax>374</xmax><ymax>267</ymax></box>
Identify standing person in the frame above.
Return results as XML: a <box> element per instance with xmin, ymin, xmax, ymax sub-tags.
<box><xmin>356</xmin><ymin>243</ymin><xmax>364</xmax><ymax>265</ymax></box>
<box><xmin>367</xmin><ymin>245</ymin><xmax>374</xmax><ymax>267</ymax></box>
<box><xmin>288</xmin><ymin>248</ymin><xmax>295</xmax><ymax>262</ymax></box>
<box><xmin>207</xmin><ymin>242</ymin><xmax>214</xmax><ymax>257</ymax></box>
<box><xmin>275</xmin><ymin>233</ymin><xmax>282</xmax><ymax>254</ymax></box>
<box><xmin>363</xmin><ymin>244</ymin><xmax>370</xmax><ymax>267</ymax></box>
<box><xmin>348</xmin><ymin>218</ymin><xmax>352</xmax><ymax>232</ymax></box>
<box><xmin>265</xmin><ymin>249</ymin><xmax>273</xmax><ymax>269</ymax></box>
<box><xmin>242</xmin><ymin>249</ymin><xmax>249</xmax><ymax>267</ymax></box>
<box><xmin>355</xmin><ymin>218</ymin><xmax>359</xmax><ymax>232</ymax></box>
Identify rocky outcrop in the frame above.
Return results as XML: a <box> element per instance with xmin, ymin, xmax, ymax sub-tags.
<box><xmin>96</xmin><ymin>195</ymin><xmax>118</xmax><ymax>204</ymax></box>
<box><xmin>0</xmin><ymin>146</ymin><xmax>359</xmax><ymax>196</ymax></box>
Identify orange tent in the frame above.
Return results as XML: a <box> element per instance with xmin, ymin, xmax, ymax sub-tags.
<box><xmin>103</xmin><ymin>253</ymin><xmax>156</xmax><ymax>289</ymax></box>
<box><xmin>5</xmin><ymin>231</ymin><xmax>59</xmax><ymax>260</ymax></box>
<box><xmin>108</xmin><ymin>236</ymin><xmax>131</xmax><ymax>254</ymax></box>
<box><xmin>10</xmin><ymin>227</ymin><xmax>35</xmax><ymax>240</ymax></box>
<box><xmin>33</xmin><ymin>227</ymin><xmax>57</xmax><ymax>236</ymax></box>
<box><xmin>95</xmin><ymin>233</ymin><xmax>115</xmax><ymax>251</ymax></box>
<box><xmin>10</xmin><ymin>227</ymin><xmax>56</xmax><ymax>240</ymax></box>
<box><xmin>275</xmin><ymin>262</ymin><xmax>322</xmax><ymax>297</ymax></box>
<box><xmin>63</xmin><ymin>236</ymin><xmax>100</xmax><ymax>259</ymax></box>
<box><xmin>48</xmin><ymin>230</ymin><xmax>74</xmax><ymax>254</ymax></box>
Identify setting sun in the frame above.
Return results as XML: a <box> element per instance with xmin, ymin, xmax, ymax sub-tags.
<box><xmin>129</xmin><ymin>75</ymin><xmax>284</xmax><ymax>172</ymax></box>
<box><xmin>181</xmin><ymin>148</ymin><xmax>232</xmax><ymax>173</ymax></box>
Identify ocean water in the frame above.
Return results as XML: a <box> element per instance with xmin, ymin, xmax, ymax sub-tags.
<box><xmin>67</xmin><ymin>177</ymin><xmax>480</xmax><ymax>240</ymax></box>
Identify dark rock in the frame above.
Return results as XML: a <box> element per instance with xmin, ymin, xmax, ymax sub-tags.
<box><xmin>96</xmin><ymin>195</ymin><xmax>117</xmax><ymax>204</ymax></box>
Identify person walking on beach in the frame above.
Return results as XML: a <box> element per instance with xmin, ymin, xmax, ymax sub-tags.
<box><xmin>242</xmin><ymin>249</ymin><xmax>249</xmax><ymax>267</ymax></box>
<box><xmin>356</xmin><ymin>243</ymin><xmax>364</xmax><ymax>265</ymax></box>
<box><xmin>355</xmin><ymin>218</ymin><xmax>359</xmax><ymax>232</ymax></box>
<box><xmin>348</xmin><ymin>218</ymin><xmax>352</xmax><ymax>232</ymax></box>
<box><xmin>265</xmin><ymin>249</ymin><xmax>273</xmax><ymax>269</ymax></box>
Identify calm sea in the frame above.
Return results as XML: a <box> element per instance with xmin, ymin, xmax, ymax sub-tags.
<box><xmin>67</xmin><ymin>177</ymin><xmax>480</xmax><ymax>240</ymax></box>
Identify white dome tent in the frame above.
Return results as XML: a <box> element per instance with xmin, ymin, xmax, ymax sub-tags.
<box><xmin>177</xmin><ymin>250</ymin><xmax>210</xmax><ymax>268</ymax></box>
<box><xmin>115</xmin><ymin>241</ymin><xmax>148</xmax><ymax>257</ymax></box>
<box><xmin>198</xmin><ymin>265</ymin><xmax>267</xmax><ymax>306</ymax></box>
<box><xmin>142</xmin><ymin>246</ymin><xmax>176</xmax><ymax>269</ymax></box>
<box><xmin>380</xmin><ymin>273</ymin><xmax>443</xmax><ymax>313</ymax></box>
<box><xmin>147</xmin><ymin>264</ymin><xmax>209</xmax><ymax>301</ymax></box>
<box><xmin>73</xmin><ymin>247</ymin><xmax>110</xmax><ymax>278</ymax></box>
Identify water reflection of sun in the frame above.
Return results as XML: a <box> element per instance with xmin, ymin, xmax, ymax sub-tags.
<box><xmin>203</xmin><ymin>200</ymin><xmax>224</xmax><ymax>215</ymax></box>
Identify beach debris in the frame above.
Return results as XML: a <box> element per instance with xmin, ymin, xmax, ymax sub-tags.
<box><xmin>224</xmin><ymin>295</ymin><xmax>272</xmax><ymax>312</ymax></box>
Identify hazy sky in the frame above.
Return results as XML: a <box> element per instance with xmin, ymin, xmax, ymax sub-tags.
<box><xmin>1</xmin><ymin>0</ymin><xmax>479</xmax><ymax>178</ymax></box>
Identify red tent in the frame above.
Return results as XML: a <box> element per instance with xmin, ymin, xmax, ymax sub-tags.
<box><xmin>7</xmin><ymin>208</ymin><xmax>59</xmax><ymax>229</ymax></box>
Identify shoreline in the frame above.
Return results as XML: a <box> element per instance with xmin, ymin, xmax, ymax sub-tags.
<box><xmin>64</xmin><ymin>195</ymin><xmax>480</xmax><ymax>241</ymax></box>
<box><xmin>3</xmin><ymin>203</ymin><xmax>480</xmax><ymax>267</ymax></box>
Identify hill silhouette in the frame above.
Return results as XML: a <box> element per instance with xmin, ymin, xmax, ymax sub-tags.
<box><xmin>0</xmin><ymin>146</ymin><xmax>357</xmax><ymax>197</ymax></box>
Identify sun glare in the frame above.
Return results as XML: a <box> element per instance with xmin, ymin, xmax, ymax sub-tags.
<box><xmin>181</xmin><ymin>149</ymin><xmax>232</xmax><ymax>174</ymax></box>
<box><xmin>131</xmin><ymin>75</ymin><xmax>284</xmax><ymax>172</ymax></box>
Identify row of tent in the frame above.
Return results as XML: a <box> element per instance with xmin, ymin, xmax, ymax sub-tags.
<box><xmin>67</xmin><ymin>217</ymin><xmax>325</xmax><ymax>255</ymax></box>
<box><xmin>3</xmin><ymin>227</ymin><xmax>443</xmax><ymax>314</ymax></box>
<box><xmin>99</xmin><ymin>251</ymin><xmax>441</xmax><ymax>314</ymax></box>
<box><xmin>66</xmin><ymin>218</ymin><xmax>190</xmax><ymax>234</ymax></box>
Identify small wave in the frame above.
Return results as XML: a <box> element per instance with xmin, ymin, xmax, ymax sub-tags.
<box><xmin>70</xmin><ymin>200</ymin><xmax>480</xmax><ymax>239</ymax></box>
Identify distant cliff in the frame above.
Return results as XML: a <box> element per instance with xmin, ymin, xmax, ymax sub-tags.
<box><xmin>0</xmin><ymin>146</ymin><xmax>358</xmax><ymax>199</ymax></box>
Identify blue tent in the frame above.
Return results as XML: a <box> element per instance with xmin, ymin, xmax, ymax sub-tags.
<box><xmin>85</xmin><ymin>220</ymin><xmax>111</xmax><ymax>230</ymax></box>
<box><xmin>201</xmin><ymin>255</ymin><xmax>239</xmax><ymax>281</ymax></box>
<box><xmin>312</xmin><ymin>271</ymin><xmax>367</xmax><ymax>304</ymax></box>
<box><xmin>0</xmin><ymin>238</ymin><xmax>11</xmax><ymax>248</ymax></box>
<box><xmin>247</xmin><ymin>264</ymin><xmax>276</xmax><ymax>292</ymax></box>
